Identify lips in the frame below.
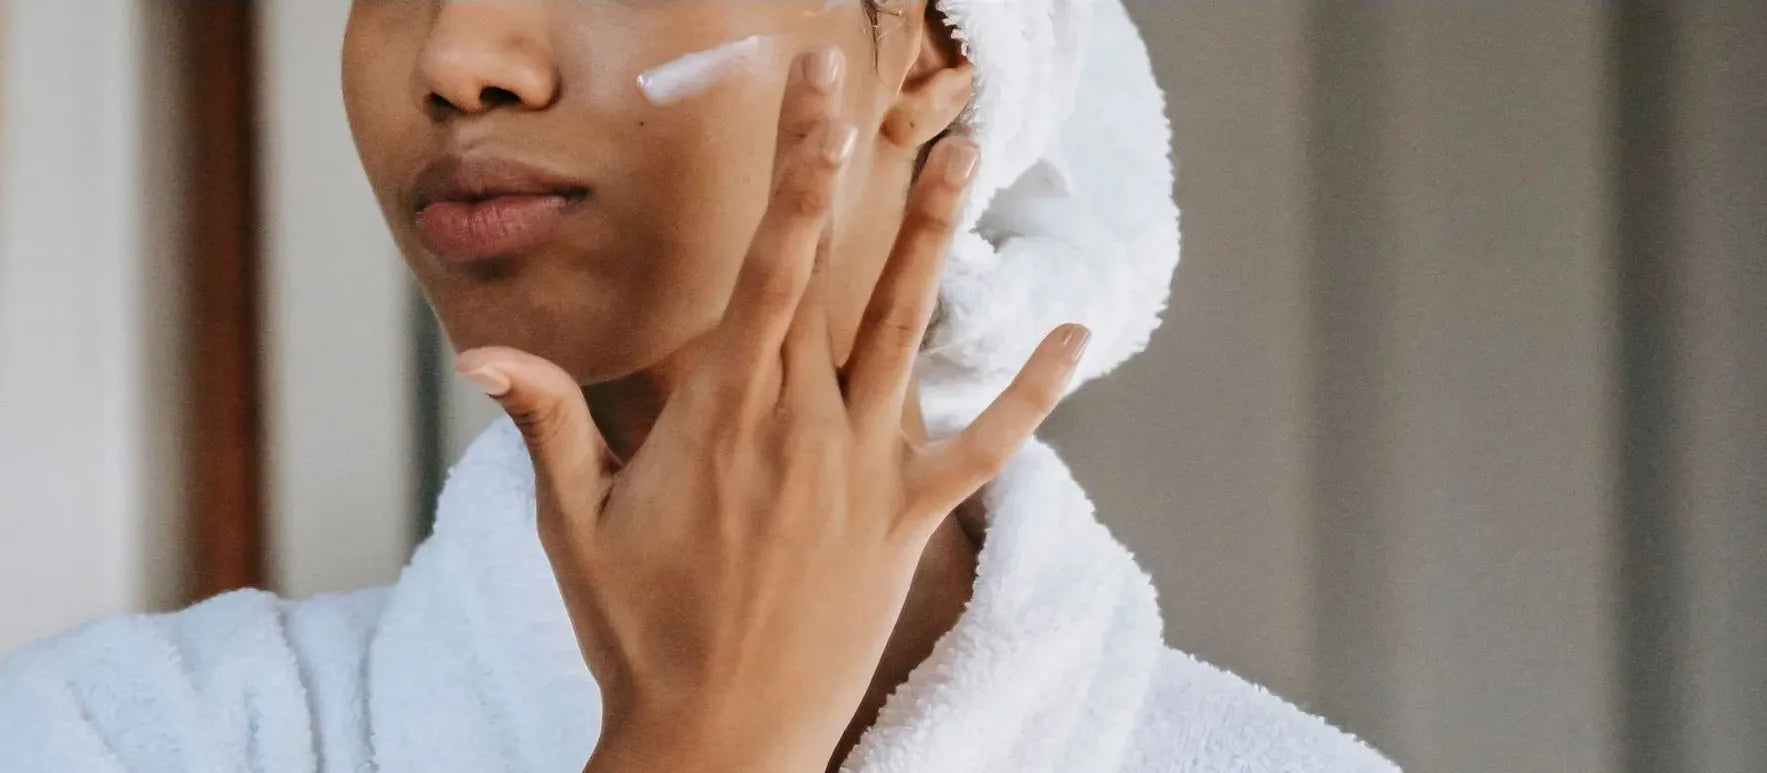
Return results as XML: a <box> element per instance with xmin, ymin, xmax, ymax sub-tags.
<box><xmin>410</xmin><ymin>155</ymin><xmax>589</xmax><ymax>264</ymax></box>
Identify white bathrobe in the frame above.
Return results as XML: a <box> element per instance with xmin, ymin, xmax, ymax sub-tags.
<box><xmin>0</xmin><ymin>419</ymin><xmax>1398</xmax><ymax>772</ymax></box>
<box><xmin>3</xmin><ymin>2</ymin><xmax>1401</xmax><ymax>769</ymax></box>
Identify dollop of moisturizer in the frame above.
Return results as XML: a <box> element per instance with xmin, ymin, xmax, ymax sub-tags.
<box><xmin>636</xmin><ymin>35</ymin><xmax>772</xmax><ymax>106</ymax></box>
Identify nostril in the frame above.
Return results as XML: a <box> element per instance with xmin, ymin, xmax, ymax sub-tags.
<box><xmin>479</xmin><ymin>86</ymin><xmax>521</xmax><ymax>109</ymax></box>
<box><xmin>424</xmin><ymin>86</ymin><xmax>523</xmax><ymax>118</ymax></box>
<box><xmin>426</xmin><ymin>93</ymin><xmax>457</xmax><ymax>116</ymax></box>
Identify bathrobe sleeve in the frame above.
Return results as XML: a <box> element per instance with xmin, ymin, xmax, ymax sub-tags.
<box><xmin>0</xmin><ymin>587</ymin><xmax>388</xmax><ymax>772</ymax></box>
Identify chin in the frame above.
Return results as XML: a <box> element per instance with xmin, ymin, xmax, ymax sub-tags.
<box><xmin>445</xmin><ymin>307</ymin><xmax>704</xmax><ymax>387</ymax></box>
<box><xmin>426</xmin><ymin>249</ymin><xmax>729</xmax><ymax>386</ymax></box>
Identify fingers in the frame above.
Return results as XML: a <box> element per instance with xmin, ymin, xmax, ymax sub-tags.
<box><xmin>910</xmin><ymin>325</ymin><xmax>1090</xmax><ymax>514</ymax></box>
<box><xmin>772</xmin><ymin>47</ymin><xmax>845</xmax><ymax>184</ymax></box>
<box><xmin>777</xmin><ymin>47</ymin><xmax>848</xmax><ymax>408</ymax></box>
<box><xmin>781</xmin><ymin>232</ymin><xmax>841</xmax><ymax>408</ymax></box>
<box><xmin>456</xmin><ymin>346</ymin><xmax>616</xmax><ymax>514</ymax></box>
<box><xmin>707</xmin><ymin>48</ymin><xmax>855</xmax><ymax>384</ymax></box>
<box><xmin>843</xmin><ymin>137</ymin><xmax>979</xmax><ymax>428</ymax></box>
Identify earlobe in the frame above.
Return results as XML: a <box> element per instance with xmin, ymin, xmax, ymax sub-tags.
<box><xmin>881</xmin><ymin>63</ymin><xmax>974</xmax><ymax>149</ymax></box>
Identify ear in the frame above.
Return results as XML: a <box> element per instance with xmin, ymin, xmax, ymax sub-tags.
<box><xmin>880</xmin><ymin>4</ymin><xmax>975</xmax><ymax>150</ymax></box>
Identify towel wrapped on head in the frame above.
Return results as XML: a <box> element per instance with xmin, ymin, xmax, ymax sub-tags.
<box><xmin>919</xmin><ymin>0</ymin><xmax>1182</xmax><ymax>424</ymax></box>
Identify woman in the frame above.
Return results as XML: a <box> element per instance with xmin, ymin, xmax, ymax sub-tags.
<box><xmin>1</xmin><ymin>1</ymin><xmax>1397</xmax><ymax>771</ymax></box>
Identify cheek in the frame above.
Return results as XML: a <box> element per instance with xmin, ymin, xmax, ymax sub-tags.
<box><xmin>607</xmin><ymin>91</ymin><xmax>784</xmax><ymax>311</ymax></box>
<box><xmin>609</xmin><ymin>62</ymin><xmax>891</xmax><ymax>360</ymax></box>
<box><xmin>341</xmin><ymin>12</ymin><xmax>427</xmax><ymax>222</ymax></box>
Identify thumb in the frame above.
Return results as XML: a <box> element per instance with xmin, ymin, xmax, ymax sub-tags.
<box><xmin>456</xmin><ymin>346</ymin><xmax>614</xmax><ymax>504</ymax></box>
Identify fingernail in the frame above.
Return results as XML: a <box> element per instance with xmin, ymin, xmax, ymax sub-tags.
<box><xmin>821</xmin><ymin>122</ymin><xmax>857</xmax><ymax>163</ymax></box>
<box><xmin>802</xmin><ymin>47</ymin><xmax>844</xmax><ymax>90</ymax></box>
<box><xmin>461</xmin><ymin>365</ymin><xmax>511</xmax><ymax>398</ymax></box>
<box><xmin>1057</xmin><ymin>324</ymin><xmax>1092</xmax><ymax>362</ymax></box>
<box><xmin>941</xmin><ymin>140</ymin><xmax>980</xmax><ymax>185</ymax></box>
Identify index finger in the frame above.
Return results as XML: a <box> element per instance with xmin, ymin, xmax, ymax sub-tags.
<box><xmin>705</xmin><ymin>48</ymin><xmax>851</xmax><ymax>381</ymax></box>
<box><xmin>772</xmin><ymin>46</ymin><xmax>844</xmax><ymax>182</ymax></box>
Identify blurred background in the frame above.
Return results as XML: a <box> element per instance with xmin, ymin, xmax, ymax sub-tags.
<box><xmin>1</xmin><ymin>2</ymin><xmax>1762</xmax><ymax>771</ymax></box>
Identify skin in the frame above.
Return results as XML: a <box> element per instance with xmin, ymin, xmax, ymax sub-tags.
<box><xmin>341</xmin><ymin>2</ymin><xmax>1087</xmax><ymax>771</ymax></box>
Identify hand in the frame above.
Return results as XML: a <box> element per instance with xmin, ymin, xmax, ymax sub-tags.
<box><xmin>455</xmin><ymin>47</ymin><xmax>1090</xmax><ymax>773</ymax></box>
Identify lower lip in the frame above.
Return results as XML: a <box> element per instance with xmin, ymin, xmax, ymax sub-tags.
<box><xmin>416</xmin><ymin>194</ymin><xmax>570</xmax><ymax>263</ymax></box>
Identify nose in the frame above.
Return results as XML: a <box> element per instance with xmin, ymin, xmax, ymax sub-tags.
<box><xmin>415</xmin><ymin>2</ymin><xmax>559</xmax><ymax>119</ymax></box>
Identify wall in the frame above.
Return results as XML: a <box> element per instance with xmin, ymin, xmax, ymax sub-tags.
<box><xmin>1052</xmin><ymin>3</ymin><xmax>1766</xmax><ymax>771</ymax></box>
<box><xmin>260</xmin><ymin>0</ymin><xmax>417</xmax><ymax>598</ymax></box>
<box><xmin>0</xmin><ymin>0</ymin><xmax>189</xmax><ymax>655</ymax></box>
<box><xmin>1624</xmin><ymin>7</ymin><xmax>1767</xmax><ymax>770</ymax></box>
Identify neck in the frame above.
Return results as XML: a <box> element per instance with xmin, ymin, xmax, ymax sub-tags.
<box><xmin>582</xmin><ymin>357</ymin><xmax>981</xmax><ymax>771</ymax></box>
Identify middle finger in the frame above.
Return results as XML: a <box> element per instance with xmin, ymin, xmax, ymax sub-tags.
<box><xmin>704</xmin><ymin>48</ymin><xmax>853</xmax><ymax>389</ymax></box>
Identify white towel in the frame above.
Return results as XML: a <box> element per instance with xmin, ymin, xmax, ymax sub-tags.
<box><xmin>920</xmin><ymin>0</ymin><xmax>1181</xmax><ymax>425</ymax></box>
<box><xmin>1</xmin><ymin>418</ymin><xmax>1397</xmax><ymax>772</ymax></box>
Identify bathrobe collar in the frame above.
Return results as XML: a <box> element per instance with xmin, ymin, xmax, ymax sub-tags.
<box><xmin>368</xmin><ymin>418</ymin><xmax>1164</xmax><ymax>772</ymax></box>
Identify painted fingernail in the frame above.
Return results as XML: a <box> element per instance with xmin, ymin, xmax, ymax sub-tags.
<box><xmin>802</xmin><ymin>47</ymin><xmax>844</xmax><ymax>90</ymax></box>
<box><xmin>1058</xmin><ymin>324</ymin><xmax>1092</xmax><ymax>362</ymax></box>
<box><xmin>461</xmin><ymin>365</ymin><xmax>511</xmax><ymax>398</ymax></box>
<box><xmin>941</xmin><ymin>140</ymin><xmax>979</xmax><ymax>185</ymax></box>
<box><xmin>821</xmin><ymin>122</ymin><xmax>857</xmax><ymax>163</ymax></box>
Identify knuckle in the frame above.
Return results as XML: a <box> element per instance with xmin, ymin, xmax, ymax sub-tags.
<box><xmin>707</xmin><ymin>422</ymin><xmax>751</xmax><ymax>462</ymax></box>
<box><xmin>896</xmin><ymin>492</ymin><xmax>948</xmax><ymax>536</ymax></box>
<box><xmin>782</xmin><ymin>114</ymin><xmax>823</xmax><ymax>148</ymax></box>
<box><xmin>736</xmin><ymin>255</ymin><xmax>800</xmax><ymax>319</ymax></box>
<box><xmin>700</xmin><ymin>372</ymin><xmax>767</xmax><ymax>424</ymax></box>
<box><xmin>698</xmin><ymin>403</ymin><xmax>759</xmax><ymax>454</ymax></box>
<box><xmin>753</xmin><ymin>270</ymin><xmax>802</xmax><ymax>316</ymax></box>
<box><xmin>1009</xmin><ymin>382</ymin><xmax>1059</xmax><ymax>415</ymax></box>
<box><xmin>1022</xmin><ymin>375</ymin><xmax>1067</xmax><ymax>410</ymax></box>
<box><xmin>701</xmin><ymin>368</ymin><xmax>746</xmax><ymax>405</ymax></box>
<box><xmin>780</xmin><ymin>176</ymin><xmax>834</xmax><ymax>219</ymax></box>
<box><xmin>801</xmin><ymin>426</ymin><xmax>848</xmax><ymax>465</ymax></box>
<box><xmin>961</xmin><ymin>443</ymin><xmax>1009</xmax><ymax>478</ymax></box>
<box><xmin>906</xmin><ymin>204</ymin><xmax>959</xmax><ymax>237</ymax></box>
<box><xmin>511</xmin><ymin>399</ymin><xmax>566</xmax><ymax>448</ymax></box>
<box><xmin>775</xmin><ymin>404</ymin><xmax>845</xmax><ymax>450</ymax></box>
<box><xmin>774</xmin><ymin>402</ymin><xmax>821</xmax><ymax>437</ymax></box>
<box><xmin>882</xmin><ymin>316</ymin><xmax>924</xmax><ymax>351</ymax></box>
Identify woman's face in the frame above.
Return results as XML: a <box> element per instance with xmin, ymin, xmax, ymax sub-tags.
<box><xmin>342</xmin><ymin>1</ymin><xmax>970</xmax><ymax>384</ymax></box>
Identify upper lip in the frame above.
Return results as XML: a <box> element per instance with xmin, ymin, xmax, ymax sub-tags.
<box><xmin>410</xmin><ymin>154</ymin><xmax>590</xmax><ymax>212</ymax></box>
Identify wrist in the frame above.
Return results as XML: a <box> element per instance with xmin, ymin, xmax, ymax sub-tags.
<box><xmin>587</xmin><ymin>709</ymin><xmax>831</xmax><ymax>773</ymax></box>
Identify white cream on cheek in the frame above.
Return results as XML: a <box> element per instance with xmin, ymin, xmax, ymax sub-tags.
<box><xmin>635</xmin><ymin>34</ymin><xmax>774</xmax><ymax>106</ymax></box>
<box><xmin>634</xmin><ymin>0</ymin><xmax>869</xmax><ymax>106</ymax></box>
